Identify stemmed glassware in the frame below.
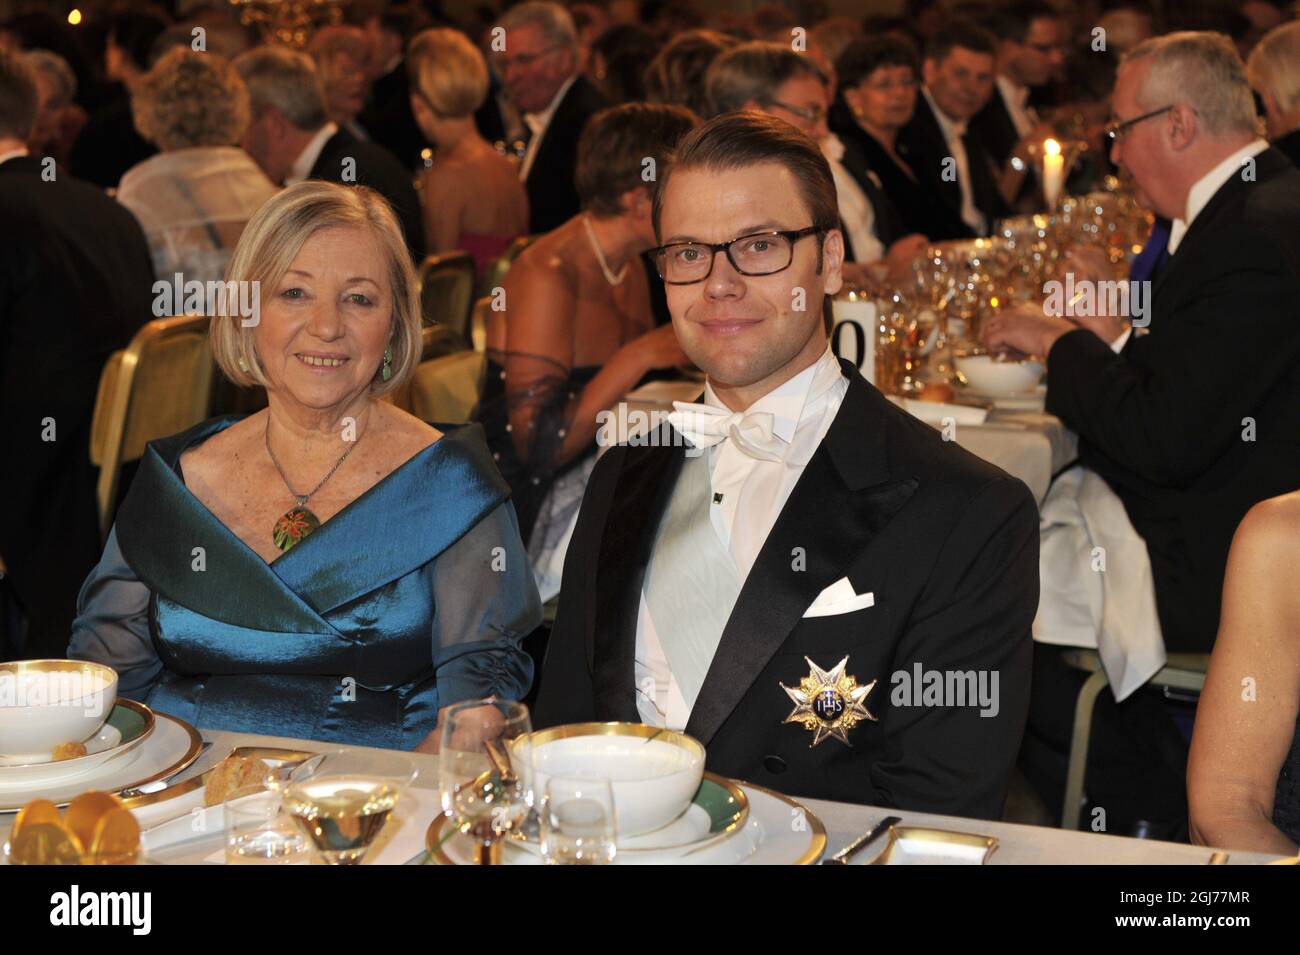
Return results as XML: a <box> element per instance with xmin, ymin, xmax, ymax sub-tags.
<box><xmin>437</xmin><ymin>699</ymin><xmax>533</xmax><ymax>865</ymax></box>
<box><xmin>273</xmin><ymin>747</ymin><xmax>417</xmax><ymax>865</ymax></box>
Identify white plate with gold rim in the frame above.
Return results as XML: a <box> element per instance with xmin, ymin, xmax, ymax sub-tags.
<box><xmin>425</xmin><ymin>779</ymin><xmax>824</xmax><ymax>865</ymax></box>
<box><xmin>0</xmin><ymin>700</ymin><xmax>154</xmax><ymax>787</ymax></box>
<box><xmin>0</xmin><ymin>709</ymin><xmax>203</xmax><ymax>812</ymax></box>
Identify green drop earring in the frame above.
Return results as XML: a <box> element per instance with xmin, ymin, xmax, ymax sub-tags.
<box><xmin>381</xmin><ymin>346</ymin><xmax>393</xmax><ymax>381</ymax></box>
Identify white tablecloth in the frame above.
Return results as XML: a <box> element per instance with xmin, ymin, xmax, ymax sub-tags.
<box><xmin>3</xmin><ymin>728</ymin><xmax>1282</xmax><ymax>864</ymax></box>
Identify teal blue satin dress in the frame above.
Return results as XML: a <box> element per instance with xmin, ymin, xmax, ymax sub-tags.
<box><xmin>68</xmin><ymin>416</ymin><xmax>541</xmax><ymax>749</ymax></box>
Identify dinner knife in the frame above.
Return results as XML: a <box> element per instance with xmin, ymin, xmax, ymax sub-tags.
<box><xmin>822</xmin><ymin>815</ymin><xmax>902</xmax><ymax>865</ymax></box>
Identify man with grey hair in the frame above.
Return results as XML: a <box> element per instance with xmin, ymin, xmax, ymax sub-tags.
<box><xmin>984</xmin><ymin>31</ymin><xmax>1300</xmax><ymax>836</ymax></box>
<box><xmin>488</xmin><ymin>1</ymin><xmax>606</xmax><ymax>233</ymax></box>
<box><xmin>233</xmin><ymin>46</ymin><xmax>423</xmax><ymax>261</ymax></box>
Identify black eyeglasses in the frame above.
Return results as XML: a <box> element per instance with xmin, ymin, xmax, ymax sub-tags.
<box><xmin>651</xmin><ymin>227</ymin><xmax>825</xmax><ymax>285</ymax></box>
<box><xmin>1104</xmin><ymin>105</ymin><xmax>1173</xmax><ymax>142</ymax></box>
<box><xmin>766</xmin><ymin>99</ymin><xmax>827</xmax><ymax>124</ymax></box>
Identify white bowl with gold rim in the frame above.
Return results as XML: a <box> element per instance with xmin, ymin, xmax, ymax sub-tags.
<box><xmin>517</xmin><ymin>722</ymin><xmax>706</xmax><ymax>837</ymax></box>
<box><xmin>0</xmin><ymin>660</ymin><xmax>118</xmax><ymax>761</ymax></box>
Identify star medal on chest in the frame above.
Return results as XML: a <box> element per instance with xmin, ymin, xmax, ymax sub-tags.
<box><xmin>265</xmin><ymin>419</ymin><xmax>363</xmax><ymax>553</ymax></box>
<box><xmin>780</xmin><ymin>655</ymin><xmax>877</xmax><ymax>747</ymax></box>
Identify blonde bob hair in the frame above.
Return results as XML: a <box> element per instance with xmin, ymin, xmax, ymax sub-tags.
<box><xmin>408</xmin><ymin>28</ymin><xmax>489</xmax><ymax>119</ymax></box>
<box><xmin>212</xmin><ymin>180</ymin><xmax>421</xmax><ymax>398</ymax></box>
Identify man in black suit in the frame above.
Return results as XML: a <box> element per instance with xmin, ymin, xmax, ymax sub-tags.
<box><xmin>233</xmin><ymin>46</ymin><xmax>424</xmax><ymax>263</ymax></box>
<box><xmin>357</xmin><ymin>9</ymin><xmax>429</xmax><ymax>173</ymax></box>
<box><xmin>534</xmin><ymin>113</ymin><xmax>1038</xmax><ymax>818</ymax></box>
<box><xmin>985</xmin><ymin>32</ymin><xmax>1300</xmax><ymax>835</ymax></box>
<box><xmin>0</xmin><ymin>52</ymin><xmax>155</xmax><ymax>658</ymax></box>
<box><xmin>898</xmin><ymin>20</ymin><xmax>1008</xmax><ymax>239</ymax></box>
<box><xmin>969</xmin><ymin>2</ymin><xmax>1065</xmax><ymax>206</ymax></box>
<box><xmin>491</xmin><ymin>2</ymin><xmax>607</xmax><ymax>234</ymax></box>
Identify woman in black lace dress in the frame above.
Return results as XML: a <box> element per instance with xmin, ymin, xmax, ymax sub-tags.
<box><xmin>1189</xmin><ymin>491</ymin><xmax>1300</xmax><ymax>855</ymax></box>
<box><xmin>477</xmin><ymin>104</ymin><xmax>697</xmax><ymax>593</ymax></box>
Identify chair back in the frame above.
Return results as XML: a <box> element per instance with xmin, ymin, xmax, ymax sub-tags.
<box><xmin>478</xmin><ymin>235</ymin><xmax>533</xmax><ymax>298</ymax></box>
<box><xmin>409</xmin><ymin>350</ymin><xmax>487</xmax><ymax>425</ymax></box>
<box><xmin>468</xmin><ymin>295</ymin><xmax>495</xmax><ymax>353</ymax></box>
<box><xmin>418</xmin><ymin>250</ymin><xmax>476</xmax><ymax>344</ymax></box>
<box><xmin>89</xmin><ymin>314</ymin><xmax>214</xmax><ymax>540</ymax></box>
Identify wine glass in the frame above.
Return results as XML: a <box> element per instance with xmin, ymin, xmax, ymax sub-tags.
<box><xmin>538</xmin><ymin>775</ymin><xmax>617</xmax><ymax>866</ymax></box>
<box><xmin>275</xmin><ymin>748</ymin><xmax>417</xmax><ymax>865</ymax></box>
<box><xmin>438</xmin><ymin>699</ymin><xmax>533</xmax><ymax>865</ymax></box>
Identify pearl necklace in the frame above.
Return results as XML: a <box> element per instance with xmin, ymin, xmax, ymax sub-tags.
<box><xmin>581</xmin><ymin>213</ymin><xmax>628</xmax><ymax>286</ymax></box>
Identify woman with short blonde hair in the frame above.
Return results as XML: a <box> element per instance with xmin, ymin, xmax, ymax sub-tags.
<box><xmin>70</xmin><ymin>180</ymin><xmax>541</xmax><ymax>751</ymax></box>
<box><xmin>118</xmin><ymin>47</ymin><xmax>276</xmax><ymax>287</ymax></box>
<box><xmin>407</xmin><ymin>27</ymin><xmax>528</xmax><ymax>271</ymax></box>
<box><xmin>211</xmin><ymin>180</ymin><xmax>421</xmax><ymax>397</ymax></box>
<box><xmin>1246</xmin><ymin>20</ymin><xmax>1300</xmax><ymax>165</ymax></box>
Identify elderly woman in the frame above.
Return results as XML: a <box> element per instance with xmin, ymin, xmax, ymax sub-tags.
<box><xmin>407</xmin><ymin>28</ymin><xmax>528</xmax><ymax>273</ymax></box>
<box><xmin>477</xmin><ymin>103</ymin><xmax>695</xmax><ymax>596</ymax></box>
<box><xmin>1246</xmin><ymin>20</ymin><xmax>1300</xmax><ymax>168</ymax></box>
<box><xmin>829</xmin><ymin>36</ymin><xmax>968</xmax><ymax>244</ymax></box>
<box><xmin>118</xmin><ymin>48</ymin><xmax>277</xmax><ymax>289</ymax></box>
<box><xmin>69</xmin><ymin>181</ymin><xmax>541</xmax><ymax>751</ymax></box>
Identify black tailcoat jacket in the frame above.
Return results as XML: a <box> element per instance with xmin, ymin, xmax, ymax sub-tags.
<box><xmin>534</xmin><ymin>360</ymin><xmax>1039</xmax><ymax>819</ymax></box>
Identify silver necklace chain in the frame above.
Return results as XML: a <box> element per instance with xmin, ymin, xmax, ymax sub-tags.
<box><xmin>264</xmin><ymin>420</ymin><xmax>362</xmax><ymax>506</ymax></box>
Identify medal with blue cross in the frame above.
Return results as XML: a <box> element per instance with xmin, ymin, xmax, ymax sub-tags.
<box><xmin>780</xmin><ymin>656</ymin><xmax>877</xmax><ymax>747</ymax></box>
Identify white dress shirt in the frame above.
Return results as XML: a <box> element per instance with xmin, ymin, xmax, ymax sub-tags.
<box><xmin>1107</xmin><ymin>138</ymin><xmax>1270</xmax><ymax>352</ymax></box>
<box><xmin>923</xmin><ymin>88</ymin><xmax>985</xmax><ymax>234</ymax></box>
<box><xmin>285</xmin><ymin>122</ymin><xmax>339</xmax><ymax>186</ymax></box>
<box><xmin>634</xmin><ymin>345</ymin><xmax>850</xmax><ymax>728</ymax></box>
<box><xmin>1166</xmin><ymin>138</ymin><xmax>1269</xmax><ymax>254</ymax></box>
<box><xmin>822</xmin><ymin>133</ymin><xmax>884</xmax><ymax>263</ymax></box>
<box><xmin>995</xmin><ymin>75</ymin><xmax>1036</xmax><ymax>140</ymax></box>
<box><xmin>518</xmin><ymin>75</ymin><xmax>577</xmax><ymax>183</ymax></box>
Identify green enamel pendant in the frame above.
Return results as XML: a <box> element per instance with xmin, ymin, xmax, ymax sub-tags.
<box><xmin>273</xmin><ymin>505</ymin><xmax>321</xmax><ymax>552</ymax></box>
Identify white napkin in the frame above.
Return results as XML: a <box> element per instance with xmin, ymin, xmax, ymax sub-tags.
<box><xmin>1033</xmin><ymin>465</ymin><xmax>1166</xmax><ymax>701</ymax></box>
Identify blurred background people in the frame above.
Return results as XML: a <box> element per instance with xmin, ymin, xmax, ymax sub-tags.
<box><xmin>118</xmin><ymin>48</ymin><xmax>276</xmax><ymax>288</ymax></box>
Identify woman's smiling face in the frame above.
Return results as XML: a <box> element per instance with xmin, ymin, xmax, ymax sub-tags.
<box><xmin>253</xmin><ymin>224</ymin><xmax>394</xmax><ymax>414</ymax></box>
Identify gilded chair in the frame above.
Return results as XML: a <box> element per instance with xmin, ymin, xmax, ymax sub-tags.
<box><xmin>417</xmin><ymin>250</ymin><xmax>476</xmax><ymax>345</ymax></box>
<box><xmin>89</xmin><ymin>314</ymin><xmax>215</xmax><ymax>541</ymax></box>
<box><xmin>1060</xmin><ymin>648</ymin><xmax>1211</xmax><ymax>830</ymax></box>
<box><xmin>478</xmin><ymin>235</ymin><xmax>533</xmax><ymax>299</ymax></box>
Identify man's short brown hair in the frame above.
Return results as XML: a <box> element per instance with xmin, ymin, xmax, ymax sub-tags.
<box><xmin>575</xmin><ymin>102</ymin><xmax>698</xmax><ymax>218</ymax></box>
<box><xmin>651</xmin><ymin>111</ymin><xmax>840</xmax><ymax>246</ymax></box>
<box><xmin>0</xmin><ymin>50</ymin><xmax>38</xmax><ymax>142</ymax></box>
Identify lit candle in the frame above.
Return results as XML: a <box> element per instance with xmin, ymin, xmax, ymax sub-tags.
<box><xmin>1042</xmin><ymin>138</ymin><xmax>1065</xmax><ymax>210</ymax></box>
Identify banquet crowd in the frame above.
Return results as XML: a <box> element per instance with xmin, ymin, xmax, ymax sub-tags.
<box><xmin>0</xmin><ymin>0</ymin><xmax>1298</xmax><ymax>857</ymax></box>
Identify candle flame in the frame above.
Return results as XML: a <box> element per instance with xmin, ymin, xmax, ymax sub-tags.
<box><xmin>67</xmin><ymin>8</ymin><xmax>82</xmax><ymax>25</ymax></box>
<box><xmin>1044</xmin><ymin>138</ymin><xmax>1062</xmax><ymax>157</ymax></box>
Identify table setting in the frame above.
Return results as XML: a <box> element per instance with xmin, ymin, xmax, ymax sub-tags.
<box><xmin>3</xmin><ymin>660</ymin><xmax>1293</xmax><ymax>866</ymax></box>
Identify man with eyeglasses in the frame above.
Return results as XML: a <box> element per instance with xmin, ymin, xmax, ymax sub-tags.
<box><xmin>969</xmin><ymin>1</ymin><xmax>1066</xmax><ymax>204</ymax></box>
<box><xmin>704</xmin><ymin>41</ymin><xmax>926</xmax><ymax>286</ymax></box>
<box><xmin>535</xmin><ymin>112</ymin><xmax>1039</xmax><ymax>817</ymax></box>
<box><xmin>983</xmin><ymin>31</ymin><xmax>1300</xmax><ymax>838</ymax></box>
<box><xmin>488</xmin><ymin>2</ymin><xmax>607</xmax><ymax>234</ymax></box>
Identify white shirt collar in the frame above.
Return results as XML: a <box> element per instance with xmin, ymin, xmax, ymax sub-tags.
<box><xmin>923</xmin><ymin>87</ymin><xmax>966</xmax><ymax>138</ymax></box>
<box><xmin>523</xmin><ymin>74</ymin><xmax>577</xmax><ymax>135</ymax></box>
<box><xmin>702</xmin><ymin>343</ymin><xmax>843</xmax><ymax>444</ymax></box>
<box><xmin>0</xmin><ymin>146</ymin><xmax>29</xmax><ymax>167</ymax></box>
<box><xmin>286</xmin><ymin>122</ymin><xmax>339</xmax><ymax>186</ymax></box>
<box><xmin>1167</xmin><ymin>138</ymin><xmax>1269</xmax><ymax>254</ymax></box>
<box><xmin>997</xmin><ymin>74</ymin><xmax>1029</xmax><ymax>109</ymax></box>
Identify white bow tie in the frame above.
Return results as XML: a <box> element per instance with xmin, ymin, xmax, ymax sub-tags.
<box><xmin>666</xmin><ymin>401</ymin><xmax>788</xmax><ymax>462</ymax></box>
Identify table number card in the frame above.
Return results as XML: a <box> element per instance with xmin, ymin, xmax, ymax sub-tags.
<box><xmin>830</xmin><ymin>296</ymin><xmax>878</xmax><ymax>386</ymax></box>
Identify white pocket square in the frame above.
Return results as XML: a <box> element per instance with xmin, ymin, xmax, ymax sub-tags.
<box><xmin>802</xmin><ymin>577</ymin><xmax>875</xmax><ymax>618</ymax></box>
